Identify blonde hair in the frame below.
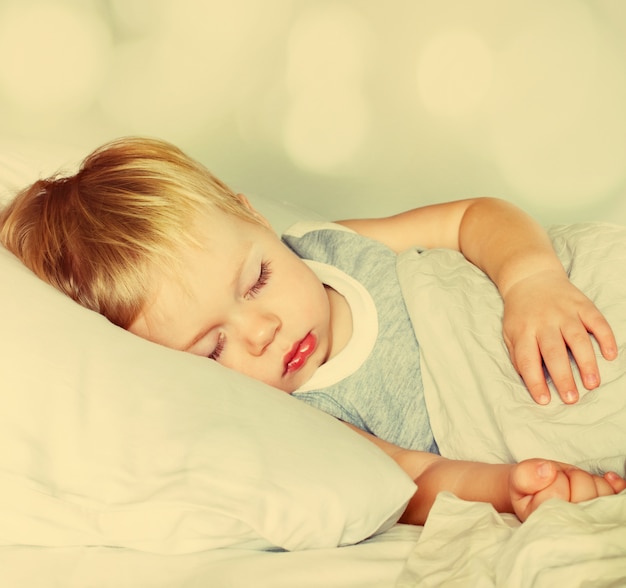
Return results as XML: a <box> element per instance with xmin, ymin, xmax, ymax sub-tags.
<box><xmin>0</xmin><ymin>136</ymin><xmax>259</xmax><ymax>327</ymax></box>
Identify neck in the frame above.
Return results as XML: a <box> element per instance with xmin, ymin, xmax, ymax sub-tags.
<box><xmin>325</xmin><ymin>285</ymin><xmax>353</xmax><ymax>360</ymax></box>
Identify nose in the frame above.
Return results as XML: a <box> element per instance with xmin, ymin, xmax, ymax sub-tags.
<box><xmin>241</xmin><ymin>310</ymin><xmax>281</xmax><ymax>356</ymax></box>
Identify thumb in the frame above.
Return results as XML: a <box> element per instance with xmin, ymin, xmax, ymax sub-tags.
<box><xmin>512</xmin><ymin>460</ymin><xmax>557</xmax><ymax>496</ymax></box>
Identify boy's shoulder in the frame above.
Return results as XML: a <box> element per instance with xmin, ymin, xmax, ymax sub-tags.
<box><xmin>282</xmin><ymin>220</ymin><xmax>356</xmax><ymax>239</ymax></box>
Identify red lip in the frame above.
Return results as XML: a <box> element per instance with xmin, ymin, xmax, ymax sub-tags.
<box><xmin>284</xmin><ymin>332</ymin><xmax>317</xmax><ymax>374</ymax></box>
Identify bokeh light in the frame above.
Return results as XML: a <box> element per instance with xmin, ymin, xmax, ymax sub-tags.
<box><xmin>416</xmin><ymin>28</ymin><xmax>493</xmax><ymax>118</ymax></box>
<box><xmin>488</xmin><ymin>0</ymin><xmax>626</xmax><ymax>210</ymax></box>
<box><xmin>1</xmin><ymin>1</ymin><xmax>626</xmax><ymax>225</ymax></box>
<box><xmin>282</xmin><ymin>5</ymin><xmax>371</xmax><ymax>172</ymax></box>
<box><xmin>100</xmin><ymin>0</ymin><xmax>285</xmax><ymax>142</ymax></box>
<box><xmin>283</xmin><ymin>90</ymin><xmax>369</xmax><ymax>172</ymax></box>
<box><xmin>0</xmin><ymin>1</ymin><xmax>111</xmax><ymax>115</ymax></box>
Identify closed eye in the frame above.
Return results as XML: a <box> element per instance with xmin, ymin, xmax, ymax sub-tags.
<box><xmin>247</xmin><ymin>260</ymin><xmax>272</xmax><ymax>298</ymax></box>
<box><xmin>208</xmin><ymin>333</ymin><xmax>225</xmax><ymax>361</ymax></box>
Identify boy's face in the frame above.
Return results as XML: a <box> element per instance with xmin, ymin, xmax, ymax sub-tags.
<box><xmin>129</xmin><ymin>209</ymin><xmax>333</xmax><ymax>393</ymax></box>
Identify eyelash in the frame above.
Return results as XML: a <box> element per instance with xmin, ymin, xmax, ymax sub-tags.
<box><xmin>247</xmin><ymin>260</ymin><xmax>272</xmax><ymax>298</ymax></box>
<box><xmin>208</xmin><ymin>334</ymin><xmax>225</xmax><ymax>361</ymax></box>
<box><xmin>208</xmin><ymin>260</ymin><xmax>272</xmax><ymax>361</ymax></box>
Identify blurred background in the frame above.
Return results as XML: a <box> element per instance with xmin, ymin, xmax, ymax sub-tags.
<box><xmin>1</xmin><ymin>0</ymin><xmax>626</xmax><ymax>225</ymax></box>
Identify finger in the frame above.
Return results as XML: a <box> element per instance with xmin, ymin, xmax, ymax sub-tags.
<box><xmin>560</xmin><ymin>323</ymin><xmax>601</xmax><ymax>391</ymax></box>
<box><xmin>510</xmin><ymin>340</ymin><xmax>552</xmax><ymax>405</ymax></box>
<box><xmin>565</xmin><ymin>468</ymin><xmax>608</xmax><ymax>502</ymax></box>
<box><xmin>509</xmin><ymin>460</ymin><xmax>552</xmax><ymax>521</ymax></box>
<box><xmin>511</xmin><ymin>461</ymin><xmax>577</xmax><ymax>521</ymax></box>
<box><xmin>536</xmin><ymin>333</ymin><xmax>579</xmax><ymax>404</ymax></box>
<box><xmin>583</xmin><ymin>310</ymin><xmax>618</xmax><ymax>362</ymax></box>
<box><xmin>604</xmin><ymin>471</ymin><xmax>626</xmax><ymax>494</ymax></box>
<box><xmin>594</xmin><ymin>476</ymin><xmax>619</xmax><ymax>498</ymax></box>
<box><xmin>512</xmin><ymin>460</ymin><xmax>557</xmax><ymax>496</ymax></box>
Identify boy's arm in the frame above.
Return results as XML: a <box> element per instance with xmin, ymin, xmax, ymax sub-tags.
<box><xmin>399</xmin><ymin>454</ymin><xmax>626</xmax><ymax>526</ymax></box>
<box><xmin>346</xmin><ymin>424</ymin><xmax>626</xmax><ymax>526</ymax></box>
<box><xmin>395</xmin><ymin>453</ymin><xmax>513</xmax><ymax>525</ymax></box>
<box><xmin>337</xmin><ymin>197</ymin><xmax>617</xmax><ymax>405</ymax></box>
<box><xmin>347</xmin><ymin>424</ymin><xmax>511</xmax><ymax>523</ymax></box>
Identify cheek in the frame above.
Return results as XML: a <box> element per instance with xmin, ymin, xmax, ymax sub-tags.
<box><xmin>290</xmin><ymin>272</ymin><xmax>328</xmax><ymax>317</ymax></box>
<box><xmin>275</xmin><ymin>251</ymin><xmax>330</xmax><ymax>318</ymax></box>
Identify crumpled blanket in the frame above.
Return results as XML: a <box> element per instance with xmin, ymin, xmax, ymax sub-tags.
<box><xmin>397</xmin><ymin>222</ymin><xmax>626</xmax><ymax>475</ymax></box>
<box><xmin>395</xmin><ymin>222</ymin><xmax>626</xmax><ymax>587</ymax></box>
<box><xmin>395</xmin><ymin>491</ymin><xmax>626</xmax><ymax>588</ymax></box>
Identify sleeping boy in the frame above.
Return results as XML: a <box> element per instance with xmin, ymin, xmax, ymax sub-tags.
<box><xmin>1</xmin><ymin>136</ymin><xmax>624</xmax><ymax>526</ymax></box>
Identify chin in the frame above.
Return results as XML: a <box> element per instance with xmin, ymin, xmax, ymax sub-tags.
<box><xmin>263</xmin><ymin>377</ymin><xmax>294</xmax><ymax>394</ymax></box>
<box><xmin>281</xmin><ymin>383</ymin><xmax>297</xmax><ymax>395</ymax></box>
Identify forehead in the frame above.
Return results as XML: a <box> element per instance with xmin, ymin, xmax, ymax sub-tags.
<box><xmin>129</xmin><ymin>211</ymin><xmax>268</xmax><ymax>346</ymax></box>
<box><xmin>172</xmin><ymin>210</ymin><xmax>258</xmax><ymax>294</ymax></box>
<box><xmin>189</xmin><ymin>205</ymin><xmax>272</xmax><ymax>246</ymax></box>
<box><xmin>191</xmin><ymin>207</ymin><xmax>246</xmax><ymax>243</ymax></box>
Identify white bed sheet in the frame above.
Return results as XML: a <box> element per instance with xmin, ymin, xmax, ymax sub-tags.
<box><xmin>3</xmin><ymin>150</ymin><xmax>626</xmax><ymax>588</ymax></box>
<box><xmin>397</xmin><ymin>491</ymin><xmax>626</xmax><ymax>588</ymax></box>
<box><xmin>1</xmin><ymin>524</ymin><xmax>422</xmax><ymax>588</ymax></box>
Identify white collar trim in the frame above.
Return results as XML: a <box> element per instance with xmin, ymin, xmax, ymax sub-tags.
<box><xmin>296</xmin><ymin>259</ymin><xmax>378</xmax><ymax>392</ymax></box>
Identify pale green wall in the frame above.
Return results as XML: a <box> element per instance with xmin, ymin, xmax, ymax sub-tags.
<box><xmin>1</xmin><ymin>0</ymin><xmax>625</xmax><ymax>225</ymax></box>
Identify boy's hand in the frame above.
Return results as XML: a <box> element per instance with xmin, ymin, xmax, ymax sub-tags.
<box><xmin>509</xmin><ymin>459</ymin><xmax>626</xmax><ymax>522</ymax></box>
<box><xmin>501</xmin><ymin>271</ymin><xmax>617</xmax><ymax>405</ymax></box>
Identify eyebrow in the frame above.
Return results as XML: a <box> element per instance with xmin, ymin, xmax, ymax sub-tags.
<box><xmin>181</xmin><ymin>240</ymin><xmax>255</xmax><ymax>352</ymax></box>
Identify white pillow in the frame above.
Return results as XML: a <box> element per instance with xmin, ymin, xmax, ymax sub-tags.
<box><xmin>0</xmin><ymin>150</ymin><xmax>415</xmax><ymax>553</ymax></box>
